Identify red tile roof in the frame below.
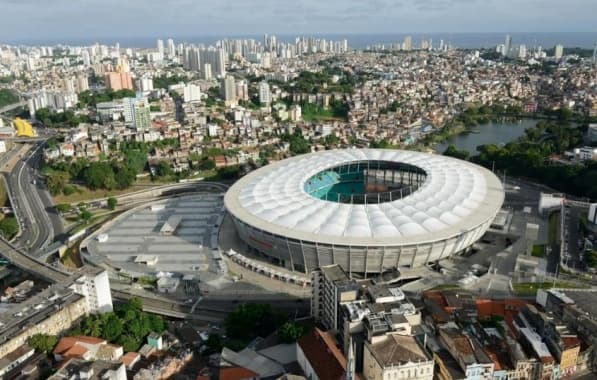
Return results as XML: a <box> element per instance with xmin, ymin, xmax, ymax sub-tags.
<box><xmin>297</xmin><ymin>328</ymin><xmax>346</xmax><ymax>380</ymax></box>
<box><xmin>219</xmin><ymin>366</ymin><xmax>258</xmax><ymax>380</ymax></box>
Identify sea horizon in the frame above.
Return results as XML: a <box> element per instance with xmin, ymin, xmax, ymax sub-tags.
<box><xmin>2</xmin><ymin>31</ymin><xmax>596</xmax><ymax>50</ymax></box>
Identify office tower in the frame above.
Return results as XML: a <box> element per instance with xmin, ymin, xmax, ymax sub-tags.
<box><xmin>261</xmin><ymin>52</ymin><xmax>271</xmax><ymax>69</ymax></box>
<box><xmin>104</xmin><ymin>71</ymin><xmax>133</xmax><ymax>90</ymax></box>
<box><xmin>123</xmin><ymin>97</ymin><xmax>151</xmax><ymax>131</ymax></box>
<box><xmin>221</xmin><ymin>76</ymin><xmax>236</xmax><ymax>106</ymax></box>
<box><xmin>157</xmin><ymin>39</ymin><xmax>164</xmax><ymax>57</ymax></box>
<box><xmin>183</xmin><ymin>84</ymin><xmax>201</xmax><ymax>102</ymax></box>
<box><xmin>554</xmin><ymin>44</ymin><xmax>564</xmax><ymax>59</ymax></box>
<box><xmin>504</xmin><ymin>34</ymin><xmax>512</xmax><ymax>56</ymax></box>
<box><xmin>259</xmin><ymin>81</ymin><xmax>271</xmax><ymax>105</ymax></box>
<box><xmin>439</xmin><ymin>39</ymin><xmax>444</xmax><ymax>51</ymax></box>
<box><xmin>403</xmin><ymin>36</ymin><xmax>412</xmax><ymax>51</ymax></box>
<box><xmin>167</xmin><ymin>38</ymin><xmax>175</xmax><ymax>57</ymax></box>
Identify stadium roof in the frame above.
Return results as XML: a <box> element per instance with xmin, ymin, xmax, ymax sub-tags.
<box><xmin>224</xmin><ymin>149</ymin><xmax>504</xmax><ymax>246</ymax></box>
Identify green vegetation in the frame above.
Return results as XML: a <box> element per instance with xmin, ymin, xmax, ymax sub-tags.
<box><xmin>442</xmin><ymin>145</ymin><xmax>470</xmax><ymax>160</ymax></box>
<box><xmin>27</xmin><ymin>334</ymin><xmax>58</xmax><ymax>353</ymax></box>
<box><xmin>34</xmin><ymin>107</ymin><xmax>89</xmax><ymax>128</ymax></box>
<box><xmin>153</xmin><ymin>75</ymin><xmax>187</xmax><ymax>89</ymax></box>
<box><xmin>512</xmin><ymin>281</ymin><xmax>588</xmax><ymax>296</ymax></box>
<box><xmin>472</xmin><ymin>120</ymin><xmax>597</xmax><ymax>200</ymax></box>
<box><xmin>278</xmin><ymin>321</ymin><xmax>307</xmax><ymax>343</ymax></box>
<box><xmin>548</xmin><ymin>212</ymin><xmax>560</xmax><ymax>246</ymax></box>
<box><xmin>281</xmin><ymin>130</ymin><xmax>310</xmax><ymax>155</ymax></box>
<box><xmin>0</xmin><ymin>75</ymin><xmax>16</xmax><ymax>84</ymax></box>
<box><xmin>369</xmin><ymin>139</ymin><xmax>397</xmax><ymax>149</ymax></box>
<box><xmin>107</xmin><ymin>197</ymin><xmax>118</xmax><ymax>210</ymax></box>
<box><xmin>585</xmin><ymin>250</ymin><xmax>597</xmax><ymax>268</ymax></box>
<box><xmin>301</xmin><ymin>100</ymin><xmax>349</xmax><ymax>121</ymax></box>
<box><xmin>224</xmin><ymin>303</ymin><xmax>287</xmax><ymax>344</ymax></box>
<box><xmin>77</xmin><ymin>89</ymin><xmax>136</xmax><ymax>108</ymax></box>
<box><xmin>70</xmin><ymin>298</ymin><xmax>166</xmax><ymax>352</ymax></box>
<box><xmin>0</xmin><ymin>88</ymin><xmax>19</xmax><ymax>108</ymax></box>
<box><xmin>0</xmin><ymin>217</ymin><xmax>19</xmax><ymax>239</ymax></box>
<box><xmin>531</xmin><ymin>244</ymin><xmax>547</xmax><ymax>258</ymax></box>
<box><xmin>44</xmin><ymin>138</ymin><xmax>181</xmax><ymax>194</ymax></box>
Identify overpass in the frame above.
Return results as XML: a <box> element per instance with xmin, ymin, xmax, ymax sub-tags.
<box><xmin>0</xmin><ymin>101</ymin><xmax>27</xmax><ymax>115</ymax></box>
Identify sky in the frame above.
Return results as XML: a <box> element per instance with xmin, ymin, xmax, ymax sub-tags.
<box><xmin>1</xmin><ymin>0</ymin><xmax>596</xmax><ymax>42</ymax></box>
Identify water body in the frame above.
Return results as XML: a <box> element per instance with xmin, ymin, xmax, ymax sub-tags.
<box><xmin>435</xmin><ymin>118</ymin><xmax>537</xmax><ymax>155</ymax></box>
<box><xmin>7</xmin><ymin>32</ymin><xmax>597</xmax><ymax>49</ymax></box>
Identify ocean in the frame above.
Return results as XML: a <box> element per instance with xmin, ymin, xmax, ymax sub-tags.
<box><xmin>4</xmin><ymin>32</ymin><xmax>597</xmax><ymax>50</ymax></box>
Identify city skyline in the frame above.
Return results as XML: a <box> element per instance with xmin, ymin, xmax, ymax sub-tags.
<box><xmin>1</xmin><ymin>0</ymin><xmax>597</xmax><ymax>42</ymax></box>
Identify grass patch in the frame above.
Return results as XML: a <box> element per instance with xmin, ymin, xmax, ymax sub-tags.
<box><xmin>0</xmin><ymin>178</ymin><xmax>7</xmax><ymax>207</ymax></box>
<box><xmin>531</xmin><ymin>244</ymin><xmax>546</xmax><ymax>258</ymax></box>
<box><xmin>548</xmin><ymin>212</ymin><xmax>560</xmax><ymax>246</ymax></box>
<box><xmin>512</xmin><ymin>281</ymin><xmax>588</xmax><ymax>296</ymax></box>
<box><xmin>53</xmin><ymin>182</ymin><xmax>161</xmax><ymax>204</ymax></box>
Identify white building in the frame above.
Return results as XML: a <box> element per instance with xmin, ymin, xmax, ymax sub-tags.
<box><xmin>123</xmin><ymin>97</ymin><xmax>151</xmax><ymax>131</ymax></box>
<box><xmin>554</xmin><ymin>44</ymin><xmax>564</xmax><ymax>59</ymax></box>
<box><xmin>68</xmin><ymin>268</ymin><xmax>113</xmax><ymax>314</ymax></box>
<box><xmin>259</xmin><ymin>81</ymin><xmax>272</xmax><ymax>105</ymax></box>
<box><xmin>183</xmin><ymin>84</ymin><xmax>202</xmax><ymax>103</ymax></box>
<box><xmin>136</xmin><ymin>76</ymin><xmax>154</xmax><ymax>93</ymax></box>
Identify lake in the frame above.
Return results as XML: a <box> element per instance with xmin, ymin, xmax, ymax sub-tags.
<box><xmin>435</xmin><ymin>118</ymin><xmax>537</xmax><ymax>155</ymax></box>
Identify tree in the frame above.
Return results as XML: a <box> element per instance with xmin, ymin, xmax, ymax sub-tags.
<box><xmin>56</xmin><ymin>203</ymin><xmax>71</xmax><ymax>213</ymax></box>
<box><xmin>27</xmin><ymin>334</ymin><xmax>58</xmax><ymax>353</ymax></box>
<box><xmin>225</xmin><ymin>303</ymin><xmax>287</xmax><ymax>341</ymax></box>
<box><xmin>117</xmin><ymin>334</ymin><xmax>140</xmax><ymax>353</ymax></box>
<box><xmin>443</xmin><ymin>145</ymin><xmax>470</xmax><ymax>160</ymax></box>
<box><xmin>278</xmin><ymin>321</ymin><xmax>306</xmax><ymax>343</ymax></box>
<box><xmin>80</xmin><ymin>210</ymin><xmax>92</xmax><ymax>223</ymax></box>
<box><xmin>107</xmin><ymin>197</ymin><xmax>118</xmax><ymax>210</ymax></box>
<box><xmin>101</xmin><ymin>313</ymin><xmax>124</xmax><ymax>342</ymax></box>
<box><xmin>46</xmin><ymin>171</ymin><xmax>69</xmax><ymax>195</ymax></box>
<box><xmin>154</xmin><ymin>161</ymin><xmax>173</xmax><ymax>178</ymax></box>
<box><xmin>204</xmin><ymin>333</ymin><xmax>222</xmax><ymax>354</ymax></box>
<box><xmin>0</xmin><ymin>217</ymin><xmax>18</xmax><ymax>238</ymax></box>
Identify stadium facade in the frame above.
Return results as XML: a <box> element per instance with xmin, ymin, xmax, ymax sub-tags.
<box><xmin>224</xmin><ymin>149</ymin><xmax>504</xmax><ymax>275</ymax></box>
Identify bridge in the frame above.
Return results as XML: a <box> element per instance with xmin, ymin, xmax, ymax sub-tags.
<box><xmin>0</xmin><ymin>101</ymin><xmax>27</xmax><ymax>115</ymax></box>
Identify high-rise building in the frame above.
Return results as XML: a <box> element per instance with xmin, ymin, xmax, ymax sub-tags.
<box><xmin>123</xmin><ymin>97</ymin><xmax>151</xmax><ymax>131</ymax></box>
<box><xmin>311</xmin><ymin>265</ymin><xmax>359</xmax><ymax>331</ymax></box>
<box><xmin>221</xmin><ymin>76</ymin><xmax>236</xmax><ymax>106</ymax></box>
<box><xmin>157</xmin><ymin>39</ymin><xmax>164</xmax><ymax>56</ymax></box>
<box><xmin>554</xmin><ymin>44</ymin><xmax>564</xmax><ymax>59</ymax></box>
<box><xmin>76</xmin><ymin>75</ymin><xmax>89</xmax><ymax>93</ymax></box>
<box><xmin>68</xmin><ymin>268</ymin><xmax>113</xmax><ymax>314</ymax></box>
<box><xmin>259</xmin><ymin>81</ymin><xmax>271</xmax><ymax>105</ymax></box>
<box><xmin>167</xmin><ymin>38</ymin><xmax>175</xmax><ymax>57</ymax></box>
<box><xmin>202</xmin><ymin>63</ymin><xmax>212</xmax><ymax>80</ymax></box>
<box><xmin>183</xmin><ymin>84</ymin><xmax>201</xmax><ymax>103</ymax></box>
<box><xmin>236</xmin><ymin>80</ymin><xmax>249</xmax><ymax>101</ymax></box>
<box><xmin>136</xmin><ymin>76</ymin><xmax>154</xmax><ymax>93</ymax></box>
<box><xmin>519</xmin><ymin>44</ymin><xmax>527</xmax><ymax>59</ymax></box>
<box><xmin>504</xmin><ymin>34</ymin><xmax>512</xmax><ymax>56</ymax></box>
<box><xmin>105</xmin><ymin>71</ymin><xmax>133</xmax><ymax>90</ymax></box>
<box><xmin>403</xmin><ymin>36</ymin><xmax>412</xmax><ymax>51</ymax></box>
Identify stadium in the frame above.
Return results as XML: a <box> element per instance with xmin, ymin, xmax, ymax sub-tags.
<box><xmin>224</xmin><ymin>149</ymin><xmax>504</xmax><ymax>275</ymax></box>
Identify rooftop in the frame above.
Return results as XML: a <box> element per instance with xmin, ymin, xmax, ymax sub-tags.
<box><xmin>225</xmin><ymin>148</ymin><xmax>504</xmax><ymax>246</ymax></box>
<box><xmin>367</xmin><ymin>334</ymin><xmax>429</xmax><ymax>367</ymax></box>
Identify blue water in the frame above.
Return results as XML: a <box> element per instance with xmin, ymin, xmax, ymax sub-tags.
<box><xmin>6</xmin><ymin>32</ymin><xmax>597</xmax><ymax>49</ymax></box>
<box><xmin>435</xmin><ymin>118</ymin><xmax>537</xmax><ymax>155</ymax></box>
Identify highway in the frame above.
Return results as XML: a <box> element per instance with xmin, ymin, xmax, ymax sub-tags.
<box><xmin>0</xmin><ymin>143</ymin><xmax>308</xmax><ymax>320</ymax></box>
